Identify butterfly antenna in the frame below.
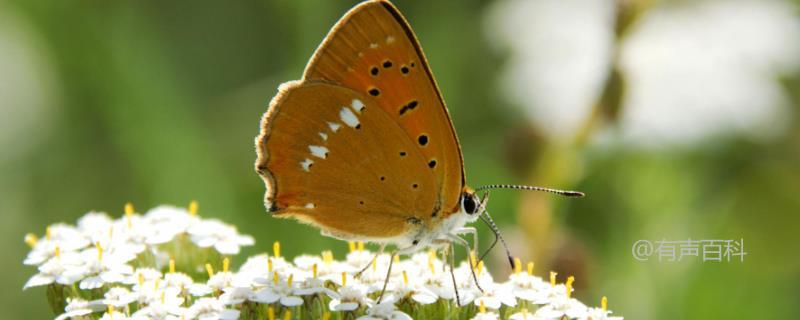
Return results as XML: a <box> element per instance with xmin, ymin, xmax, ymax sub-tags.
<box><xmin>475</xmin><ymin>184</ymin><xmax>585</xmax><ymax>197</ymax></box>
<box><xmin>479</xmin><ymin>208</ymin><xmax>516</xmax><ymax>270</ymax></box>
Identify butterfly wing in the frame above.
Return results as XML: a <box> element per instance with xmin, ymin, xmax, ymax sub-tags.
<box><xmin>302</xmin><ymin>0</ymin><xmax>465</xmax><ymax>217</ymax></box>
<box><xmin>256</xmin><ymin>80</ymin><xmax>438</xmax><ymax>239</ymax></box>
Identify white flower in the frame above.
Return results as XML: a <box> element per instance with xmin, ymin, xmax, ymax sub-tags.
<box><xmin>23</xmin><ymin>252</ymin><xmax>84</xmax><ymax>289</ymax></box>
<box><xmin>345</xmin><ymin>247</ymin><xmax>374</xmax><ymax>270</ymax></box>
<box><xmin>252</xmin><ymin>273</ymin><xmax>303</xmax><ymax>307</ymax></box>
<box><xmin>295</xmin><ymin>275</ymin><xmax>326</xmax><ymax>296</ymax></box>
<box><xmin>357</xmin><ymin>298</ymin><xmax>412</xmax><ymax>320</ymax></box>
<box><xmin>24</xmin><ymin>224</ymin><xmax>90</xmax><ymax>265</ymax></box>
<box><xmin>163</xmin><ymin>272</ymin><xmax>194</xmax><ymax>289</ymax></box>
<box><xmin>293</xmin><ymin>254</ymin><xmax>322</xmax><ymax>270</ymax></box>
<box><xmin>102</xmin><ymin>287</ymin><xmax>137</xmax><ymax>307</ymax></box>
<box><xmin>78</xmin><ymin>245</ymin><xmax>135</xmax><ymax>289</ymax></box>
<box><xmin>580</xmin><ymin>307</ymin><xmax>624</xmax><ymax>320</ymax></box>
<box><xmin>509</xmin><ymin>309</ymin><xmax>544</xmax><ymax>320</ymax></box>
<box><xmin>207</xmin><ymin>271</ymin><xmax>234</xmax><ymax>291</ymax></box>
<box><xmin>125</xmin><ymin>268</ymin><xmax>163</xmax><ymax>285</ymax></box>
<box><xmin>54</xmin><ymin>298</ymin><xmax>105</xmax><ymax>320</ymax></box>
<box><xmin>486</xmin><ymin>0</ymin><xmax>616</xmax><ymax>138</ymax></box>
<box><xmin>219</xmin><ymin>286</ymin><xmax>255</xmax><ymax>305</ymax></box>
<box><xmin>534</xmin><ymin>295</ymin><xmax>588</xmax><ymax>319</ymax></box>
<box><xmin>185</xmin><ymin>297</ymin><xmax>240</xmax><ymax>320</ymax></box>
<box><xmin>618</xmin><ymin>0</ymin><xmax>800</xmax><ymax>147</ymax></box>
<box><xmin>473</xmin><ymin>283</ymin><xmax>517</xmax><ymax>310</ymax></box>
<box><xmin>144</xmin><ymin>205</ymin><xmax>198</xmax><ymax>245</ymax></box>
<box><xmin>132</xmin><ymin>288</ymin><xmax>186</xmax><ymax>320</ymax></box>
<box><xmin>532</xmin><ymin>283</ymin><xmax>569</xmax><ymax>305</ymax></box>
<box><xmin>188</xmin><ymin>219</ymin><xmax>254</xmax><ymax>255</ymax></box>
<box><xmin>77</xmin><ymin>212</ymin><xmax>115</xmax><ymax>235</ymax></box>
<box><xmin>423</xmin><ymin>271</ymin><xmax>456</xmax><ymax>301</ymax></box>
<box><xmin>328</xmin><ymin>283</ymin><xmax>370</xmax><ymax>312</ymax></box>
<box><xmin>389</xmin><ymin>271</ymin><xmax>438</xmax><ymax>305</ymax></box>
<box><xmin>506</xmin><ymin>272</ymin><xmax>548</xmax><ymax>302</ymax></box>
<box><xmin>99</xmin><ymin>310</ymin><xmax>130</xmax><ymax>320</ymax></box>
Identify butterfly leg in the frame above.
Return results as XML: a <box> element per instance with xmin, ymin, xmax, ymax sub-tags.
<box><xmin>447</xmin><ymin>234</ymin><xmax>485</xmax><ymax>293</ymax></box>
<box><xmin>456</xmin><ymin>226</ymin><xmax>479</xmax><ymax>260</ymax></box>
<box><xmin>376</xmin><ymin>245</ymin><xmax>416</xmax><ymax>304</ymax></box>
<box><xmin>355</xmin><ymin>243</ymin><xmax>386</xmax><ymax>279</ymax></box>
<box><xmin>447</xmin><ymin>241</ymin><xmax>462</xmax><ymax>307</ymax></box>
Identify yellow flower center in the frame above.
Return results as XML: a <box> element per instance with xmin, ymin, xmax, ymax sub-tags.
<box><xmin>188</xmin><ymin>200</ymin><xmax>198</xmax><ymax>216</ymax></box>
<box><xmin>341</xmin><ymin>272</ymin><xmax>347</xmax><ymax>287</ymax></box>
<box><xmin>566</xmin><ymin>275</ymin><xmax>575</xmax><ymax>298</ymax></box>
<box><xmin>527</xmin><ymin>262</ymin><xmax>534</xmax><ymax>275</ymax></box>
<box><xmin>513</xmin><ymin>257</ymin><xmax>522</xmax><ymax>274</ymax></box>
<box><xmin>602</xmin><ymin>296</ymin><xmax>608</xmax><ymax>311</ymax></box>
<box><xmin>357</xmin><ymin>241</ymin><xmax>364</xmax><ymax>252</ymax></box>
<box><xmin>223</xmin><ymin>258</ymin><xmax>230</xmax><ymax>273</ymax></box>
<box><xmin>273</xmin><ymin>241</ymin><xmax>281</xmax><ymax>258</ymax></box>
<box><xmin>24</xmin><ymin>233</ymin><xmax>38</xmax><ymax>248</ymax></box>
<box><xmin>550</xmin><ymin>271</ymin><xmax>557</xmax><ymax>286</ymax></box>
<box><xmin>169</xmin><ymin>259</ymin><xmax>175</xmax><ymax>273</ymax></box>
<box><xmin>479</xmin><ymin>300</ymin><xmax>486</xmax><ymax>313</ymax></box>
<box><xmin>96</xmin><ymin>242</ymin><xmax>103</xmax><ymax>262</ymax></box>
<box><xmin>125</xmin><ymin>202</ymin><xmax>134</xmax><ymax>229</ymax></box>
<box><xmin>348</xmin><ymin>241</ymin><xmax>355</xmax><ymax>253</ymax></box>
<box><xmin>205</xmin><ymin>263</ymin><xmax>214</xmax><ymax>278</ymax></box>
<box><xmin>402</xmin><ymin>270</ymin><xmax>409</xmax><ymax>286</ymax></box>
<box><xmin>312</xmin><ymin>263</ymin><xmax>318</xmax><ymax>279</ymax></box>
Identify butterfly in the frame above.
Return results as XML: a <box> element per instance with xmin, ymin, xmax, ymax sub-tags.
<box><xmin>255</xmin><ymin>0</ymin><xmax>582</xmax><ymax>265</ymax></box>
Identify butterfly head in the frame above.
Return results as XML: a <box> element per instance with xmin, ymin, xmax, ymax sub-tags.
<box><xmin>459</xmin><ymin>189</ymin><xmax>487</xmax><ymax>223</ymax></box>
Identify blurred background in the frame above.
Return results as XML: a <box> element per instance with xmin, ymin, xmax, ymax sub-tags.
<box><xmin>2</xmin><ymin>0</ymin><xmax>798</xmax><ymax>318</ymax></box>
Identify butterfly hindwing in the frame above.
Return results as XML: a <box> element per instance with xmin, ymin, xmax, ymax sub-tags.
<box><xmin>302</xmin><ymin>0</ymin><xmax>465</xmax><ymax>218</ymax></box>
<box><xmin>256</xmin><ymin>81</ymin><xmax>438</xmax><ymax>239</ymax></box>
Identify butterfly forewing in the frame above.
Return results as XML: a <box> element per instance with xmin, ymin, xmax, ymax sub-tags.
<box><xmin>256</xmin><ymin>81</ymin><xmax>437</xmax><ymax>238</ymax></box>
<box><xmin>302</xmin><ymin>0</ymin><xmax>465</xmax><ymax>217</ymax></box>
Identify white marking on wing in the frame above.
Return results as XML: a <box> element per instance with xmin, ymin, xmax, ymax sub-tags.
<box><xmin>352</xmin><ymin>99</ymin><xmax>365</xmax><ymax>113</ymax></box>
<box><xmin>309</xmin><ymin>145</ymin><xmax>329</xmax><ymax>159</ymax></box>
<box><xmin>328</xmin><ymin>122</ymin><xmax>341</xmax><ymax>132</ymax></box>
<box><xmin>305</xmin><ymin>203</ymin><xmax>315</xmax><ymax>209</ymax></box>
<box><xmin>319</xmin><ymin>132</ymin><xmax>328</xmax><ymax>141</ymax></box>
<box><xmin>300</xmin><ymin>158</ymin><xmax>313</xmax><ymax>172</ymax></box>
<box><xmin>340</xmin><ymin>107</ymin><xmax>360</xmax><ymax>128</ymax></box>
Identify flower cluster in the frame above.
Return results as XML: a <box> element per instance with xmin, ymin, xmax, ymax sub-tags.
<box><xmin>23</xmin><ymin>203</ymin><xmax>622</xmax><ymax>320</ymax></box>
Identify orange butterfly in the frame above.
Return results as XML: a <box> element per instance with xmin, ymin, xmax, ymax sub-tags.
<box><xmin>255</xmin><ymin>0</ymin><xmax>581</xmax><ymax>264</ymax></box>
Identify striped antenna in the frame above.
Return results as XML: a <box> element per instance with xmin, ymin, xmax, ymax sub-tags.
<box><xmin>475</xmin><ymin>184</ymin><xmax>585</xmax><ymax>197</ymax></box>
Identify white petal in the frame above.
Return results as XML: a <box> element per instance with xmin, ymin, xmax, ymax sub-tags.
<box><xmin>23</xmin><ymin>274</ymin><xmax>54</xmax><ymax>289</ymax></box>
<box><xmin>80</xmin><ymin>276</ymin><xmax>105</xmax><ymax>290</ymax></box>
<box><xmin>280</xmin><ymin>296</ymin><xmax>304</xmax><ymax>307</ymax></box>
<box><xmin>411</xmin><ymin>292</ymin><xmax>437</xmax><ymax>305</ymax></box>
<box><xmin>214</xmin><ymin>242</ymin><xmax>240</xmax><ymax>255</ymax></box>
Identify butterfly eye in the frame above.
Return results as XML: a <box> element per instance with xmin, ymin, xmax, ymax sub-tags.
<box><xmin>462</xmin><ymin>192</ymin><xmax>480</xmax><ymax>215</ymax></box>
